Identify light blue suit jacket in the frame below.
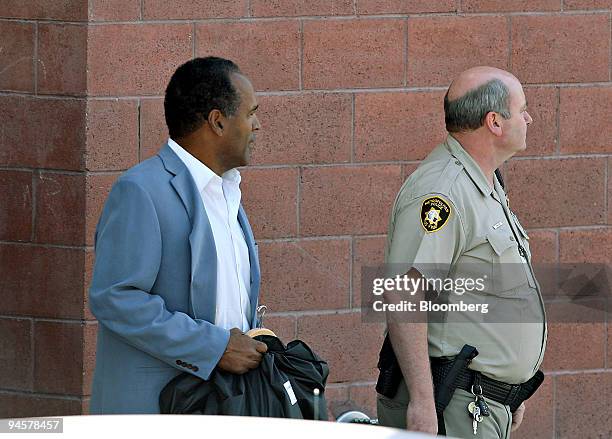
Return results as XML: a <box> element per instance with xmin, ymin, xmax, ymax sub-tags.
<box><xmin>88</xmin><ymin>144</ymin><xmax>261</xmax><ymax>414</ymax></box>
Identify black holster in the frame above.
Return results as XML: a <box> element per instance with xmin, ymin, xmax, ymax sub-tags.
<box><xmin>430</xmin><ymin>345</ymin><xmax>479</xmax><ymax>413</ymax></box>
<box><xmin>375</xmin><ymin>333</ymin><xmax>403</xmax><ymax>399</ymax></box>
<box><xmin>375</xmin><ymin>333</ymin><xmax>478</xmax><ymax>414</ymax></box>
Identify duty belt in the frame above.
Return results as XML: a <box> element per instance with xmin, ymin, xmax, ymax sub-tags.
<box><xmin>431</xmin><ymin>358</ymin><xmax>545</xmax><ymax>413</ymax></box>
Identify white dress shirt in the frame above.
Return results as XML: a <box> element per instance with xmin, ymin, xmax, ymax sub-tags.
<box><xmin>168</xmin><ymin>138</ymin><xmax>251</xmax><ymax>332</ymax></box>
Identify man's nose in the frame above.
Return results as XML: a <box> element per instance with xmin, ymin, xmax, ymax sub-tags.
<box><xmin>524</xmin><ymin>111</ymin><xmax>533</xmax><ymax>126</ymax></box>
<box><xmin>253</xmin><ymin>115</ymin><xmax>261</xmax><ymax>131</ymax></box>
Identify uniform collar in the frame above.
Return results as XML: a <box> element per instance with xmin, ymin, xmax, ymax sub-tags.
<box><xmin>445</xmin><ymin>134</ymin><xmax>493</xmax><ymax>197</ymax></box>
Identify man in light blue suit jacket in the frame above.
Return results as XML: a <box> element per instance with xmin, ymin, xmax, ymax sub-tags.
<box><xmin>89</xmin><ymin>57</ymin><xmax>267</xmax><ymax>414</ymax></box>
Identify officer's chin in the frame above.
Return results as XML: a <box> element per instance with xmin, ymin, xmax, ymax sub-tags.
<box><xmin>516</xmin><ymin>139</ymin><xmax>528</xmax><ymax>152</ymax></box>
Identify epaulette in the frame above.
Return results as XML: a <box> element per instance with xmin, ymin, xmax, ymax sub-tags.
<box><xmin>433</xmin><ymin>158</ymin><xmax>464</xmax><ymax>196</ymax></box>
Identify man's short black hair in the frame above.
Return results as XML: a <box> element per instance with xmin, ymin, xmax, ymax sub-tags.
<box><xmin>164</xmin><ymin>57</ymin><xmax>242</xmax><ymax>139</ymax></box>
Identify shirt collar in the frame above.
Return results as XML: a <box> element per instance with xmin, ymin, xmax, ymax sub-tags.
<box><xmin>223</xmin><ymin>167</ymin><xmax>241</xmax><ymax>186</ymax></box>
<box><xmin>167</xmin><ymin>138</ymin><xmax>241</xmax><ymax>192</ymax></box>
<box><xmin>445</xmin><ymin>134</ymin><xmax>493</xmax><ymax>197</ymax></box>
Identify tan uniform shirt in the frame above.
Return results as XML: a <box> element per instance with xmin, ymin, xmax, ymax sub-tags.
<box><xmin>386</xmin><ymin>135</ymin><xmax>547</xmax><ymax>384</ymax></box>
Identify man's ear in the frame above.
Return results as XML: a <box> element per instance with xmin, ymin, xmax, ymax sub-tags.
<box><xmin>208</xmin><ymin>109</ymin><xmax>225</xmax><ymax>136</ymax></box>
<box><xmin>484</xmin><ymin>111</ymin><xmax>503</xmax><ymax>137</ymax></box>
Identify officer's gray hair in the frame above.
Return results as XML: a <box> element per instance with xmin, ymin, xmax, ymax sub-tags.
<box><xmin>444</xmin><ymin>79</ymin><xmax>511</xmax><ymax>133</ymax></box>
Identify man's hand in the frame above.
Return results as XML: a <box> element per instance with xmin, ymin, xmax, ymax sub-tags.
<box><xmin>406</xmin><ymin>400</ymin><xmax>438</xmax><ymax>434</ymax></box>
<box><xmin>511</xmin><ymin>402</ymin><xmax>525</xmax><ymax>431</ymax></box>
<box><xmin>217</xmin><ymin>328</ymin><xmax>268</xmax><ymax>374</ymax></box>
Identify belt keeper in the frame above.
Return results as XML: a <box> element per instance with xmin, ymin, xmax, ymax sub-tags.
<box><xmin>471</xmin><ymin>373</ymin><xmax>483</xmax><ymax>396</ymax></box>
<box><xmin>505</xmin><ymin>384</ymin><xmax>521</xmax><ymax>405</ymax></box>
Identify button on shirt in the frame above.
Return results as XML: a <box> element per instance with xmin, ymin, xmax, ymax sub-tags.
<box><xmin>168</xmin><ymin>139</ymin><xmax>251</xmax><ymax>332</ymax></box>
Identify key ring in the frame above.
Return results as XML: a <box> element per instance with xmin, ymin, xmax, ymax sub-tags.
<box><xmin>471</xmin><ymin>373</ymin><xmax>484</xmax><ymax>396</ymax></box>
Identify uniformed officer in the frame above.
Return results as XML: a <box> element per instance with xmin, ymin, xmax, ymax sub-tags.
<box><xmin>376</xmin><ymin>66</ymin><xmax>547</xmax><ymax>438</ymax></box>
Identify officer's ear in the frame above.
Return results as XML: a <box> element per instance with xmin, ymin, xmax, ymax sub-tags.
<box><xmin>484</xmin><ymin>111</ymin><xmax>503</xmax><ymax>137</ymax></box>
<box><xmin>208</xmin><ymin>109</ymin><xmax>225</xmax><ymax>137</ymax></box>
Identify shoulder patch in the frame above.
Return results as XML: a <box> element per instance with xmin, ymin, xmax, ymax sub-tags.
<box><xmin>420</xmin><ymin>196</ymin><xmax>452</xmax><ymax>233</ymax></box>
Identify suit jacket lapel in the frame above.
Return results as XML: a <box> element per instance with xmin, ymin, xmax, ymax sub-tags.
<box><xmin>159</xmin><ymin>144</ymin><xmax>218</xmax><ymax>323</ymax></box>
<box><xmin>238</xmin><ymin>204</ymin><xmax>260</xmax><ymax>327</ymax></box>
<box><xmin>159</xmin><ymin>144</ymin><xmax>261</xmax><ymax>328</ymax></box>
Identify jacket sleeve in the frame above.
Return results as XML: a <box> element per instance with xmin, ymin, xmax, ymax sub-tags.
<box><xmin>89</xmin><ymin>178</ymin><xmax>230</xmax><ymax>380</ymax></box>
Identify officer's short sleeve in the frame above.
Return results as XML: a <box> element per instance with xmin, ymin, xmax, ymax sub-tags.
<box><xmin>387</xmin><ymin>193</ymin><xmax>465</xmax><ymax>279</ymax></box>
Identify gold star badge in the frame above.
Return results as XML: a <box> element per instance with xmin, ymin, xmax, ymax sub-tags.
<box><xmin>424</xmin><ymin>207</ymin><xmax>442</xmax><ymax>228</ymax></box>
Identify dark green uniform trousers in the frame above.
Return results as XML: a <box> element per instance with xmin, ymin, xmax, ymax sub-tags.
<box><xmin>377</xmin><ymin>378</ymin><xmax>513</xmax><ymax>439</ymax></box>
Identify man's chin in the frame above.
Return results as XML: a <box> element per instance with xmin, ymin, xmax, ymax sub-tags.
<box><xmin>237</xmin><ymin>155</ymin><xmax>249</xmax><ymax>168</ymax></box>
<box><xmin>515</xmin><ymin>140</ymin><xmax>528</xmax><ymax>153</ymax></box>
<box><xmin>243</xmin><ymin>144</ymin><xmax>254</xmax><ymax>165</ymax></box>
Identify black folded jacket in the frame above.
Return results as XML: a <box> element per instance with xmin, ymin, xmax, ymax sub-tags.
<box><xmin>159</xmin><ymin>335</ymin><xmax>329</xmax><ymax>420</ymax></box>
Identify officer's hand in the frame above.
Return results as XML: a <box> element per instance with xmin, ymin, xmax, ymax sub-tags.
<box><xmin>511</xmin><ymin>402</ymin><xmax>526</xmax><ymax>431</ymax></box>
<box><xmin>217</xmin><ymin>328</ymin><xmax>268</xmax><ymax>374</ymax></box>
<box><xmin>406</xmin><ymin>400</ymin><xmax>438</xmax><ymax>434</ymax></box>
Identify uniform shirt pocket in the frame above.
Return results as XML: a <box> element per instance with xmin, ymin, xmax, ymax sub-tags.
<box><xmin>486</xmin><ymin>231</ymin><xmax>530</xmax><ymax>295</ymax></box>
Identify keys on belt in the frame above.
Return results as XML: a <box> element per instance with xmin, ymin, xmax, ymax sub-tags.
<box><xmin>467</xmin><ymin>383</ymin><xmax>490</xmax><ymax>435</ymax></box>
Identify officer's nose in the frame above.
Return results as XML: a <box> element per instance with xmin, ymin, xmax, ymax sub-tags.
<box><xmin>253</xmin><ymin>115</ymin><xmax>261</xmax><ymax>131</ymax></box>
<box><xmin>524</xmin><ymin>111</ymin><xmax>533</xmax><ymax>126</ymax></box>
